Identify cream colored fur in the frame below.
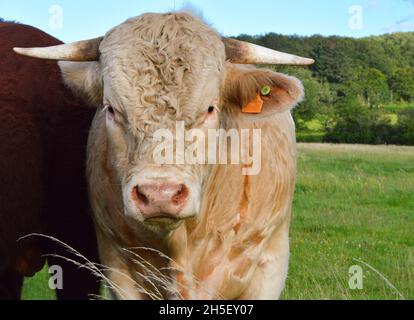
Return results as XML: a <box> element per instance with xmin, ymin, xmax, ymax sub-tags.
<box><xmin>60</xmin><ymin>12</ymin><xmax>302</xmax><ymax>300</ymax></box>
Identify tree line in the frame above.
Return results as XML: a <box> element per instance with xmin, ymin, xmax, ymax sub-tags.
<box><xmin>237</xmin><ymin>32</ymin><xmax>414</xmax><ymax>145</ymax></box>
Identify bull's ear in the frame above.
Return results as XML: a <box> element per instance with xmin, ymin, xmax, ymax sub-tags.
<box><xmin>58</xmin><ymin>61</ymin><xmax>103</xmax><ymax>107</ymax></box>
<box><xmin>222</xmin><ymin>63</ymin><xmax>304</xmax><ymax>117</ymax></box>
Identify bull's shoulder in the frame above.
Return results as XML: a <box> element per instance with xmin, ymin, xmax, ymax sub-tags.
<box><xmin>0</xmin><ymin>22</ymin><xmax>63</xmax><ymax>86</ymax></box>
<box><xmin>0</xmin><ymin>22</ymin><xmax>62</xmax><ymax>49</ymax></box>
<box><xmin>0</xmin><ymin>23</ymin><xmax>93</xmax><ymax>134</ymax></box>
<box><xmin>0</xmin><ymin>23</ymin><xmax>69</xmax><ymax>108</ymax></box>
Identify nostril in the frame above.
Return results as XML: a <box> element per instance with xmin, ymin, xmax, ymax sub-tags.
<box><xmin>131</xmin><ymin>183</ymin><xmax>189</xmax><ymax>217</ymax></box>
<box><xmin>172</xmin><ymin>184</ymin><xmax>189</xmax><ymax>205</ymax></box>
<box><xmin>133</xmin><ymin>186</ymin><xmax>149</xmax><ymax>206</ymax></box>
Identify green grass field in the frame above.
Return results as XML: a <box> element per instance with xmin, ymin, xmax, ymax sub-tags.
<box><xmin>22</xmin><ymin>144</ymin><xmax>414</xmax><ymax>300</ymax></box>
<box><xmin>283</xmin><ymin>143</ymin><xmax>414</xmax><ymax>300</ymax></box>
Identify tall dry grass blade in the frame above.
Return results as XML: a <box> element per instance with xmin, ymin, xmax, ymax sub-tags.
<box><xmin>354</xmin><ymin>258</ymin><xmax>406</xmax><ymax>300</ymax></box>
<box><xmin>19</xmin><ymin>234</ymin><xmax>160</xmax><ymax>300</ymax></box>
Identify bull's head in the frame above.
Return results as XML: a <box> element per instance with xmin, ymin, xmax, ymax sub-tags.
<box><xmin>14</xmin><ymin>12</ymin><xmax>313</xmax><ymax>233</ymax></box>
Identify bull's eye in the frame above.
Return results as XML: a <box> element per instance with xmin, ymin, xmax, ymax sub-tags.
<box><xmin>202</xmin><ymin>104</ymin><xmax>218</xmax><ymax>128</ymax></box>
<box><xmin>103</xmin><ymin>104</ymin><xmax>115</xmax><ymax>117</ymax></box>
<box><xmin>107</xmin><ymin>106</ymin><xmax>115</xmax><ymax>115</ymax></box>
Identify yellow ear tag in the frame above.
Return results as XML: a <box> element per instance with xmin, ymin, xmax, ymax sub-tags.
<box><xmin>242</xmin><ymin>93</ymin><xmax>264</xmax><ymax>114</ymax></box>
<box><xmin>261</xmin><ymin>85</ymin><xmax>272</xmax><ymax>96</ymax></box>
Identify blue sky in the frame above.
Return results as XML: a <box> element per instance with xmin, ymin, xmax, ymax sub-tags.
<box><xmin>1</xmin><ymin>0</ymin><xmax>414</xmax><ymax>42</ymax></box>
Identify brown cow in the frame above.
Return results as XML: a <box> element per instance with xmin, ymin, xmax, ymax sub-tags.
<box><xmin>0</xmin><ymin>22</ymin><xmax>100</xmax><ymax>300</ymax></box>
<box><xmin>15</xmin><ymin>12</ymin><xmax>313</xmax><ymax>300</ymax></box>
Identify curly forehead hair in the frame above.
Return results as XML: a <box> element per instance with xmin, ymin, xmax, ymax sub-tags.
<box><xmin>99</xmin><ymin>12</ymin><xmax>226</xmax><ymax>130</ymax></box>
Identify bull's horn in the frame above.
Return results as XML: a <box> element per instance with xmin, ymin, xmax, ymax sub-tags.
<box><xmin>223</xmin><ymin>38</ymin><xmax>314</xmax><ymax>65</ymax></box>
<box><xmin>13</xmin><ymin>37</ymin><xmax>103</xmax><ymax>61</ymax></box>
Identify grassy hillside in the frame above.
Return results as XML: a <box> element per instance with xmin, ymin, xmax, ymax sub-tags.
<box><xmin>283</xmin><ymin>144</ymin><xmax>414</xmax><ymax>300</ymax></box>
<box><xmin>22</xmin><ymin>144</ymin><xmax>414</xmax><ymax>300</ymax></box>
